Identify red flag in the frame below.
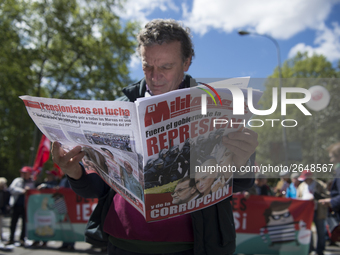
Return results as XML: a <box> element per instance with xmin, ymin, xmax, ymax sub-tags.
<box><xmin>32</xmin><ymin>135</ymin><xmax>51</xmax><ymax>179</ymax></box>
<box><xmin>53</xmin><ymin>162</ymin><xmax>64</xmax><ymax>178</ymax></box>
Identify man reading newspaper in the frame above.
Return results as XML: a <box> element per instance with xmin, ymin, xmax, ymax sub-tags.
<box><xmin>52</xmin><ymin>19</ymin><xmax>258</xmax><ymax>255</ymax></box>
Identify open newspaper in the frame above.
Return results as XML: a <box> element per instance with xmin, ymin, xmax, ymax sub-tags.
<box><xmin>20</xmin><ymin>77</ymin><xmax>262</xmax><ymax>222</ymax></box>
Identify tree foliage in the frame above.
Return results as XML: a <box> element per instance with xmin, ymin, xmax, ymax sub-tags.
<box><xmin>254</xmin><ymin>52</ymin><xmax>340</xmax><ymax>178</ymax></box>
<box><xmin>0</xmin><ymin>0</ymin><xmax>139</xmax><ymax>181</ymax></box>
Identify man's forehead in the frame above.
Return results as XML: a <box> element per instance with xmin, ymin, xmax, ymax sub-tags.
<box><xmin>142</xmin><ymin>58</ymin><xmax>174</xmax><ymax>67</ymax></box>
<box><xmin>140</xmin><ymin>42</ymin><xmax>182</xmax><ymax>63</ymax></box>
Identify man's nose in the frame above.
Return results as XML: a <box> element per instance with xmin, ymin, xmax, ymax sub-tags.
<box><xmin>151</xmin><ymin>68</ymin><xmax>162</xmax><ymax>82</ymax></box>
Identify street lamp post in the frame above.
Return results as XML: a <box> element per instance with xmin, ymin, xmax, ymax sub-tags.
<box><xmin>238</xmin><ymin>30</ymin><xmax>288</xmax><ymax>165</ymax></box>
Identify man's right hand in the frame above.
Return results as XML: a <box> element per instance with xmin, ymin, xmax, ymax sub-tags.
<box><xmin>51</xmin><ymin>142</ymin><xmax>85</xmax><ymax>180</ymax></box>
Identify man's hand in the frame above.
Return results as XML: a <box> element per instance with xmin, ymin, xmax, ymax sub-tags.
<box><xmin>319</xmin><ymin>198</ymin><xmax>332</xmax><ymax>208</ymax></box>
<box><xmin>51</xmin><ymin>142</ymin><xmax>85</xmax><ymax>180</ymax></box>
<box><xmin>221</xmin><ymin>128</ymin><xmax>258</xmax><ymax>169</ymax></box>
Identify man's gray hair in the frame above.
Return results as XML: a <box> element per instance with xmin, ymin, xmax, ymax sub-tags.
<box><xmin>137</xmin><ymin>19</ymin><xmax>195</xmax><ymax>65</ymax></box>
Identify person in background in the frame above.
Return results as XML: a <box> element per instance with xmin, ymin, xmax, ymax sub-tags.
<box><xmin>244</xmin><ymin>173</ymin><xmax>273</xmax><ymax>199</ymax></box>
<box><xmin>319</xmin><ymin>142</ymin><xmax>340</xmax><ymax>246</ymax></box>
<box><xmin>36</xmin><ymin>169</ymin><xmax>60</xmax><ymax>190</ymax></box>
<box><xmin>0</xmin><ymin>177</ymin><xmax>10</xmax><ymax>242</ymax></box>
<box><xmin>297</xmin><ymin>170</ymin><xmax>329</xmax><ymax>255</ymax></box>
<box><xmin>274</xmin><ymin>171</ymin><xmax>291</xmax><ymax>197</ymax></box>
<box><xmin>319</xmin><ymin>142</ymin><xmax>340</xmax><ymax>216</ymax></box>
<box><xmin>285</xmin><ymin>172</ymin><xmax>300</xmax><ymax>199</ymax></box>
<box><xmin>6</xmin><ymin>166</ymin><xmax>35</xmax><ymax>246</ymax></box>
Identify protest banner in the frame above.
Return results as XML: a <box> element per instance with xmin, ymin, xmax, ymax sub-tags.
<box><xmin>26</xmin><ymin>188</ymin><xmax>98</xmax><ymax>242</ymax></box>
<box><xmin>232</xmin><ymin>194</ymin><xmax>314</xmax><ymax>255</ymax></box>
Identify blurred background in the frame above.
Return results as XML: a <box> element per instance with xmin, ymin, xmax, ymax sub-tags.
<box><xmin>1</xmin><ymin>0</ymin><xmax>340</xmax><ymax>184</ymax></box>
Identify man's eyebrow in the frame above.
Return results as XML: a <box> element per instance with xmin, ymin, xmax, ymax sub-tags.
<box><xmin>142</xmin><ymin>61</ymin><xmax>174</xmax><ymax>67</ymax></box>
<box><xmin>161</xmin><ymin>63</ymin><xmax>174</xmax><ymax>68</ymax></box>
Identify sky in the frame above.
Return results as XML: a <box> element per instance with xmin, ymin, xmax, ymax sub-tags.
<box><xmin>116</xmin><ymin>0</ymin><xmax>340</xmax><ymax>90</ymax></box>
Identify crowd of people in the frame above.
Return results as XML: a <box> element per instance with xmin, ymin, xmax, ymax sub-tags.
<box><xmin>242</xmin><ymin>141</ymin><xmax>340</xmax><ymax>255</ymax></box>
<box><xmin>0</xmin><ymin>166</ymin><xmax>78</xmax><ymax>251</ymax></box>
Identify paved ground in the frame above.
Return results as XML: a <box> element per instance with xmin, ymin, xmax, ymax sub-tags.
<box><xmin>0</xmin><ymin>241</ymin><xmax>105</xmax><ymax>255</ymax></box>
<box><xmin>1</xmin><ymin>216</ymin><xmax>340</xmax><ymax>255</ymax></box>
<box><xmin>0</xmin><ymin>217</ymin><xmax>105</xmax><ymax>255</ymax></box>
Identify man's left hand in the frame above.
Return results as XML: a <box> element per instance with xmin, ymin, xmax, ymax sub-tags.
<box><xmin>221</xmin><ymin>128</ymin><xmax>258</xmax><ymax>169</ymax></box>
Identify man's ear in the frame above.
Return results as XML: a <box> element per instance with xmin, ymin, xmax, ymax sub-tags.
<box><xmin>183</xmin><ymin>57</ymin><xmax>191</xmax><ymax>72</ymax></box>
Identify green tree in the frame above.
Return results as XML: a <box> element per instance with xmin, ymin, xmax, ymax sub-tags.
<box><xmin>0</xmin><ymin>0</ymin><xmax>139</xmax><ymax>182</ymax></box>
<box><xmin>254</xmin><ymin>52</ymin><xmax>340</xmax><ymax>179</ymax></box>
